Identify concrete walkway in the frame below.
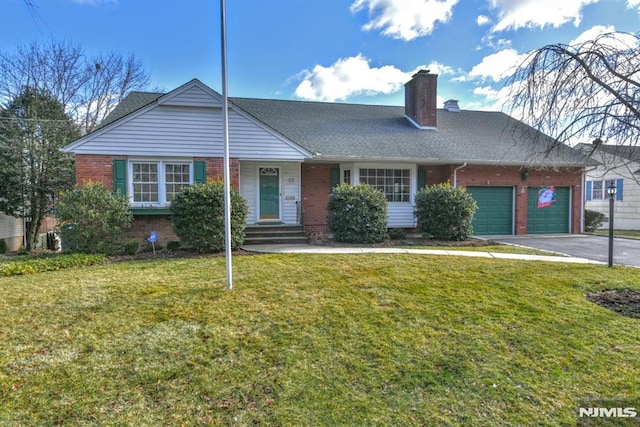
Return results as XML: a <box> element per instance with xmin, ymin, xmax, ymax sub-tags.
<box><xmin>241</xmin><ymin>244</ymin><xmax>604</xmax><ymax>265</ymax></box>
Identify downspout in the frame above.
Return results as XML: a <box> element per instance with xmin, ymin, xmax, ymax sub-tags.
<box><xmin>453</xmin><ymin>162</ymin><xmax>467</xmax><ymax>188</ymax></box>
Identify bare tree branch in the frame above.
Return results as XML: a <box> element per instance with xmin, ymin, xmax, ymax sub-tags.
<box><xmin>0</xmin><ymin>38</ymin><xmax>150</xmax><ymax>134</ymax></box>
<box><xmin>506</xmin><ymin>31</ymin><xmax>640</xmax><ymax>174</ymax></box>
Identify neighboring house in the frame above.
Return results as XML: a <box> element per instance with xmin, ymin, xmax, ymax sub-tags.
<box><xmin>0</xmin><ymin>213</ymin><xmax>23</xmax><ymax>252</ymax></box>
<box><xmin>581</xmin><ymin>143</ymin><xmax>640</xmax><ymax>230</ymax></box>
<box><xmin>61</xmin><ymin>70</ymin><xmax>593</xmax><ymax>243</ymax></box>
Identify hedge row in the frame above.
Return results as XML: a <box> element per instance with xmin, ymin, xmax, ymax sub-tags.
<box><xmin>0</xmin><ymin>253</ymin><xmax>105</xmax><ymax>277</ymax></box>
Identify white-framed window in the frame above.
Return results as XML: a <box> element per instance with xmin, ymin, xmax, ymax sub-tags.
<box><xmin>129</xmin><ymin>160</ymin><xmax>193</xmax><ymax>206</ymax></box>
<box><xmin>165</xmin><ymin>163</ymin><xmax>191</xmax><ymax>202</ymax></box>
<box><xmin>359</xmin><ymin>168</ymin><xmax>411</xmax><ymax>202</ymax></box>
<box><xmin>587</xmin><ymin>178</ymin><xmax>624</xmax><ymax>201</ymax></box>
<box><xmin>592</xmin><ymin>180</ymin><xmax>603</xmax><ymax>200</ymax></box>
<box><xmin>343</xmin><ymin>169</ymin><xmax>351</xmax><ymax>184</ymax></box>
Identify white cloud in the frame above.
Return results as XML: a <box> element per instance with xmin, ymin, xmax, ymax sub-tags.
<box><xmin>628</xmin><ymin>0</ymin><xmax>640</xmax><ymax>9</ymax></box>
<box><xmin>350</xmin><ymin>0</ymin><xmax>459</xmax><ymax>41</ymax></box>
<box><xmin>488</xmin><ymin>0</ymin><xmax>599</xmax><ymax>32</ymax></box>
<box><xmin>468</xmin><ymin>49</ymin><xmax>528</xmax><ymax>82</ymax></box>
<box><xmin>470</xmin><ymin>85</ymin><xmax>510</xmax><ymax>110</ymax></box>
<box><xmin>569</xmin><ymin>25</ymin><xmax>616</xmax><ymax>45</ymax></box>
<box><xmin>477</xmin><ymin>15</ymin><xmax>491</xmax><ymax>26</ymax></box>
<box><xmin>568</xmin><ymin>25</ymin><xmax>639</xmax><ymax>51</ymax></box>
<box><xmin>294</xmin><ymin>55</ymin><xmax>452</xmax><ymax>102</ymax></box>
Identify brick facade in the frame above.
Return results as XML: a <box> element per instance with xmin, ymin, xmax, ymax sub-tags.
<box><xmin>125</xmin><ymin>215</ymin><xmax>178</xmax><ymax>246</ymax></box>
<box><xmin>425</xmin><ymin>164</ymin><xmax>584</xmax><ymax>235</ymax></box>
<box><xmin>75</xmin><ymin>154</ymin><xmax>125</xmax><ymax>189</ymax></box>
<box><xmin>301</xmin><ymin>163</ymin><xmax>338</xmax><ymax>235</ymax></box>
<box><xmin>302</xmin><ymin>163</ymin><xmax>583</xmax><ymax>236</ymax></box>
<box><xmin>75</xmin><ymin>155</ymin><xmax>584</xmax><ymax>240</ymax></box>
<box><xmin>74</xmin><ymin>154</ymin><xmax>240</xmax><ymax>245</ymax></box>
<box><xmin>194</xmin><ymin>157</ymin><xmax>240</xmax><ymax>189</ymax></box>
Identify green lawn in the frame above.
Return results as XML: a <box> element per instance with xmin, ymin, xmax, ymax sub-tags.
<box><xmin>400</xmin><ymin>244</ymin><xmax>564</xmax><ymax>256</ymax></box>
<box><xmin>1</xmin><ymin>254</ymin><xmax>639</xmax><ymax>425</ymax></box>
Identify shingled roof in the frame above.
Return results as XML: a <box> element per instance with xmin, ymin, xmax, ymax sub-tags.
<box><xmin>231</xmin><ymin>98</ymin><xmax>592</xmax><ymax>167</ymax></box>
<box><xmin>99</xmin><ymin>91</ymin><xmax>164</xmax><ymax>128</ymax></box>
<box><xmin>590</xmin><ymin>144</ymin><xmax>640</xmax><ymax>163</ymax></box>
<box><xmin>98</xmin><ymin>84</ymin><xmax>593</xmax><ymax>167</ymax></box>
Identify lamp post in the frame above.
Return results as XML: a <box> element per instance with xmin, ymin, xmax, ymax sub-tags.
<box><xmin>606</xmin><ymin>182</ymin><xmax>617</xmax><ymax>267</ymax></box>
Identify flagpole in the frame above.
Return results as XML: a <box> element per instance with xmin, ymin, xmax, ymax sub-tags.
<box><xmin>220</xmin><ymin>0</ymin><xmax>233</xmax><ymax>290</ymax></box>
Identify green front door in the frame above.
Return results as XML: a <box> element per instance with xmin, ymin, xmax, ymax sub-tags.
<box><xmin>527</xmin><ymin>186</ymin><xmax>570</xmax><ymax>233</ymax></box>
<box><xmin>259</xmin><ymin>167</ymin><xmax>280</xmax><ymax>220</ymax></box>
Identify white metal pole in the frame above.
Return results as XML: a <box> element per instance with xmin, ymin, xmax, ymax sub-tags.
<box><xmin>220</xmin><ymin>0</ymin><xmax>233</xmax><ymax>289</ymax></box>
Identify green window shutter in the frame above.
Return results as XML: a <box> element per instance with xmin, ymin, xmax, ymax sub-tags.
<box><xmin>330</xmin><ymin>167</ymin><xmax>340</xmax><ymax>188</ymax></box>
<box><xmin>194</xmin><ymin>161</ymin><xmax>207</xmax><ymax>184</ymax></box>
<box><xmin>113</xmin><ymin>159</ymin><xmax>127</xmax><ymax>196</ymax></box>
<box><xmin>417</xmin><ymin>168</ymin><xmax>427</xmax><ymax>190</ymax></box>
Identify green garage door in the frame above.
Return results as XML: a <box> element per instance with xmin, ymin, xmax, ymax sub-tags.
<box><xmin>527</xmin><ymin>186</ymin><xmax>570</xmax><ymax>233</ymax></box>
<box><xmin>467</xmin><ymin>186</ymin><xmax>514</xmax><ymax>235</ymax></box>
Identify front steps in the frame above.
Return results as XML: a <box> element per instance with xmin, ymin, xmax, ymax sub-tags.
<box><xmin>244</xmin><ymin>224</ymin><xmax>307</xmax><ymax>245</ymax></box>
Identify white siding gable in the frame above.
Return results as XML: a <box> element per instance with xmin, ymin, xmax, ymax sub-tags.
<box><xmin>159</xmin><ymin>82</ymin><xmax>223</xmax><ymax>108</ymax></box>
<box><xmin>64</xmin><ymin>80</ymin><xmax>311</xmax><ymax>161</ymax></box>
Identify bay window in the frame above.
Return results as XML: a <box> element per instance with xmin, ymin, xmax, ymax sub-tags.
<box><xmin>359</xmin><ymin>168</ymin><xmax>411</xmax><ymax>202</ymax></box>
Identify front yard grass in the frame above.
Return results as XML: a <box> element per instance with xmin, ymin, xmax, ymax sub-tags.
<box><xmin>1</xmin><ymin>254</ymin><xmax>639</xmax><ymax>425</ymax></box>
<box><xmin>400</xmin><ymin>244</ymin><xmax>564</xmax><ymax>256</ymax></box>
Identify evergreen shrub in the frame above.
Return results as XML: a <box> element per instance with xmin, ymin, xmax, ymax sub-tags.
<box><xmin>584</xmin><ymin>209</ymin><xmax>606</xmax><ymax>232</ymax></box>
<box><xmin>56</xmin><ymin>183</ymin><xmax>133</xmax><ymax>254</ymax></box>
<box><xmin>170</xmin><ymin>181</ymin><xmax>248</xmax><ymax>252</ymax></box>
<box><xmin>327</xmin><ymin>183</ymin><xmax>388</xmax><ymax>243</ymax></box>
<box><xmin>414</xmin><ymin>183</ymin><xmax>477</xmax><ymax>241</ymax></box>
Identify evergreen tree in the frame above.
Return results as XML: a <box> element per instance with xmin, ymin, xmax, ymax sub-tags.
<box><xmin>0</xmin><ymin>87</ymin><xmax>78</xmax><ymax>251</ymax></box>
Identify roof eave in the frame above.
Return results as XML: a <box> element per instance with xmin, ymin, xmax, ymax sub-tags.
<box><xmin>307</xmin><ymin>155</ymin><xmax>592</xmax><ymax>167</ymax></box>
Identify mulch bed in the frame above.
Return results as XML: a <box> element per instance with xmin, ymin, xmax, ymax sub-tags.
<box><xmin>107</xmin><ymin>238</ymin><xmax>497</xmax><ymax>262</ymax></box>
<box><xmin>586</xmin><ymin>290</ymin><xmax>640</xmax><ymax>319</ymax></box>
<box><xmin>106</xmin><ymin>249</ymin><xmax>254</xmax><ymax>264</ymax></box>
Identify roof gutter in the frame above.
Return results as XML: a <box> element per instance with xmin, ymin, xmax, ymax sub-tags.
<box><xmin>452</xmin><ymin>162</ymin><xmax>467</xmax><ymax>188</ymax></box>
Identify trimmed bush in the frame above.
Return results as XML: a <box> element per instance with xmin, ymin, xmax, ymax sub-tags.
<box><xmin>388</xmin><ymin>228</ymin><xmax>408</xmax><ymax>240</ymax></box>
<box><xmin>327</xmin><ymin>183</ymin><xmax>389</xmax><ymax>243</ymax></box>
<box><xmin>170</xmin><ymin>181</ymin><xmax>248</xmax><ymax>252</ymax></box>
<box><xmin>56</xmin><ymin>183</ymin><xmax>133</xmax><ymax>254</ymax></box>
<box><xmin>585</xmin><ymin>209</ymin><xmax>606</xmax><ymax>232</ymax></box>
<box><xmin>414</xmin><ymin>183</ymin><xmax>477</xmax><ymax>241</ymax></box>
<box><xmin>0</xmin><ymin>239</ymin><xmax>7</xmax><ymax>254</ymax></box>
<box><xmin>123</xmin><ymin>240</ymin><xmax>140</xmax><ymax>256</ymax></box>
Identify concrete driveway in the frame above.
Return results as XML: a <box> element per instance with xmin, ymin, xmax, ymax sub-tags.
<box><xmin>490</xmin><ymin>234</ymin><xmax>640</xmax><ymax>267</ymax></box>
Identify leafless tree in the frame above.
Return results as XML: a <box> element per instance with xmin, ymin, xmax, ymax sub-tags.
<box><xmin>0</xmin><ymin>39</ymin><xmax>150</xmax><ymax>133</ymax></box>
<box><xmin>506</xmin><ymin>31</ymin><xmax>640</xmax><ymax>173</ymax></box>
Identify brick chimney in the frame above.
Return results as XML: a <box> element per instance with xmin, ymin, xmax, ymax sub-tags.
<box><xmin>405</xmin><ymin>70</ymin><xmax>438</xmax><ymax>129</ymax></box>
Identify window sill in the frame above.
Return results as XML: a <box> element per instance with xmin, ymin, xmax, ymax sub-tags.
<box><xmin>131</xmin><ymin>207</ymin><xmax>172</xmax><ymax>215</ymax></box>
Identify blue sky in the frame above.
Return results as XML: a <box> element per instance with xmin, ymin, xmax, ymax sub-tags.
<box><xmin>2</xmin><ymin>0</ymin><xmax>639</xmax><ymax>111</ymax></box>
